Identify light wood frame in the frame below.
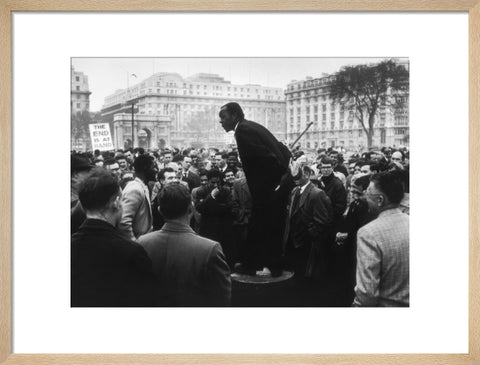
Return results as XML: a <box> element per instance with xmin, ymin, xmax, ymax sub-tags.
<box><xmin>1</xmin><ymin>1</ymin><xmax>478</xmax><ymax>364</ymax></box>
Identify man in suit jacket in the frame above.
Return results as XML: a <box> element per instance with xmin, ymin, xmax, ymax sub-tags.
<box><xmin>71</xmin><ymin>168</ymin><xmax>159</xmax><ymax>307</ymax></box>
<box><xmin>118</xmin><ymin>155</ymin><xmax>157</xmax><ymax>240</ymax></box>
<box><xmin>283</xmin><ymin>165</ymin><xmax>333</xmax><ymax>290</ymax></box>
<box><xmin>180</xmin><ymin>156</ymin><xmax>201</xmax><ymax>191</ymax></box>
<box><xmin>219</xmin><ymin>102</ymin><xmax>292</xmax><ymax>275</ymax></box>
<box><xmin>353</xmin><ymin>171</ymin><xmax>409</xmax><ymax>307</ymax></box>
<box><xmin>319</xmin><ymin>157</ymin><xmax>348</xmax><ymax>233</ymax></box>
<box><xmin>138</xmin><ymin>184</ymin><xmax>231</xmax><ymax>306</ymax></box>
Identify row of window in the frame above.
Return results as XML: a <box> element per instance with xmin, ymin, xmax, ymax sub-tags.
<box><xmin>286</xmin><ymin>77</ymin><xmax>332</xmax><ymax>92</ymax></box>
<box><xmin>156</xmin><ymin>81</ymin><xmax>280</xmax><ymax>95</ymax></box>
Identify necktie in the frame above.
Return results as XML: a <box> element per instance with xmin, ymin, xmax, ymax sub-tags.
<box><xmin>291</xmin><ymin>188</ymin><xmax>301</xmax><ymax>213</ymax></box>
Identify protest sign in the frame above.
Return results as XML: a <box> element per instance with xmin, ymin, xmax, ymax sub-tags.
<box><xmin>89</xmin><ymin>123</ymin><xmax>114</xmax><ymax>151</ymax></box>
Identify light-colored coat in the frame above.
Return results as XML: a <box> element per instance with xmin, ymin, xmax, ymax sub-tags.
<box><xmin>118</xmin><ymin>178</ymin><xmax>152</xmax><ymax>240</ymax></box>
<box><xmin>354</xmin><ymin>208</ymin><xmax>409</xmax><ymax>307</ymax></box>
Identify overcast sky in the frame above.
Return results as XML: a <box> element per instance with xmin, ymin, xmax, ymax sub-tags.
<box><xmin>72</xmin><ymin>57</ymin><xmax>401</xmax><ymax>111</ymax></box>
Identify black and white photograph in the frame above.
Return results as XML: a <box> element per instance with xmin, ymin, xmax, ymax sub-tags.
<box><xmin>70</xmin><ymin>57</ymin><xmax>410</xmax><ymax>308</ymax></box>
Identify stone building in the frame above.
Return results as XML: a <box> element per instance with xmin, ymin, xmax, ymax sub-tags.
<box><xmin>285</xmin><ymin>61</ymin><xmax>409</xmax><ymax>152</ymax></box>
<box><xmin>101</xmin><ymin>72</ymin><xmax>287</xmax><ymax>149</ymax></box>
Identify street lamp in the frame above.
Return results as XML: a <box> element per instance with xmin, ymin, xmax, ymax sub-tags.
<box><xmin>131</xmin><ymin>101</ymin><xmax>135</xmax><ymax>149</ymax></box>
<box><xmin>127</xmin><ymin>72</ymin><xmax>137</xmax><ymax>148</ymax></box>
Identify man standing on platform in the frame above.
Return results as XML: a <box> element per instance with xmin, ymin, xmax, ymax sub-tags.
<box><xmin>219</xmin><ymin>102</ymin><xmax>292</xmax><ymax>276</ymax></box>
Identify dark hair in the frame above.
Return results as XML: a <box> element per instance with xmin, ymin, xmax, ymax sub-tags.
<box><xmin>198</xmin><ymin>169</ymin><xmax>208</xmax><ymax>178</ymax></box>
<box><xmin>158</xmin><ymin>184</ymin><xmax>191</xmax><ymax>219</ymax></box>
<box><xmin>370</xmin><ymin>159</ymin><xmax>389</xmax><ymax>173</ymax></box>
<box><xmin>320</xmin><ymin>157</ymin><xmax>334</xmax><ymax>165</ymax></box>
<box><xmin>133</xmin><ymin>155</ymin><xmax>154</xmax><ymax>174</ymax></box>
<box><xmin>94</xmin><ymin>149</ymin><xmax>101</xmax><ymax>156</ymax></box>
<box><xmin>227</xmin><ymin>151</ymin><xmax>238</xmax><ymax>159</ymax></box>
<box><xmin>71</xmin><ymin>155</ymin><xmax>92</xmax><ymax>175</ymax></box>
<box><xmin>207</xmin><ymin>169</ymin><xmax>222</xmax><ymax>180</ymax></box>
<box><xmin>78</xmin><ymin>168</ymin><xmax>120</xmax><ymax>211</ymax></box>
<box><xmin>223</xmin><ymin>168</ymin><xmax>235</xmax><ymax>178</ymax></box>
<box><xmin>360</xmin><ymin>160</ymin><xmax>374</xmax><ymax>168</ymax></box>
<box><xmin>172</xmin><ymin>154</ymin><xmax>184</xmax><ymax>163</ymax></box>
<box><xmin>115</xmin><ymin>153</ymin><xmax>126</xmax><ymax>162</ymax></box>
<box><xmin>220</xmin><ymin>102</ymin><xmax>245</xmax><ymax>120</ymax></box>
<box><xmin>158</xmin><ymin>167</ymin><xmax>175</xmax><ymax>181</ymax></box>
<box><xmin>104</xmin><ymin>158</ymin><xmax>117</xmax><ymax>167</ymax></box>
<box><xmin>370</xmin><ymin>170</ymin><xmax>405</xmax><ymax>205</ymax></box>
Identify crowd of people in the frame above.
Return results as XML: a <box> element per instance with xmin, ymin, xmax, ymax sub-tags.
<box><xmin>71</xmin><ymin>102</ymin><xmax>410</xmax><ymax>307</ymax></box>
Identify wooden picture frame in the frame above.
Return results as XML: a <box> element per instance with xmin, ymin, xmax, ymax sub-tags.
<box><xmin>1</xmin><ymin>1</ymin><xmax>478</xmax><ymax>364</ymax></box>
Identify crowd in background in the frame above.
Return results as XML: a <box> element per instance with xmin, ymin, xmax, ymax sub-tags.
<box><xmin>71</xmin><ymin>143</ymin><xmax>409</xmax><ymax>307</ymax></box>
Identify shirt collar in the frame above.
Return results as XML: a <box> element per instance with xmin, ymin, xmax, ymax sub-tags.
<box><xmin>299</xmin><ymin>181</ymin><xmax>311</xmax><ymax>194</ymax></box>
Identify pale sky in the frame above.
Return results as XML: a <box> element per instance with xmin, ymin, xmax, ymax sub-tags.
<box><xmin>72</xmin><ymin>57</ymin><xmax>401</xmax><ymax>112</ymax></box>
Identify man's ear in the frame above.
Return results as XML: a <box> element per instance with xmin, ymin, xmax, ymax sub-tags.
<box><xmin>377</xmin><ymin>194</ymin><xmax>385</xmax><ymax>207</ymax></box>
<box><xmin>111</xmin><ymin>195</ymin><xmax>121</xmax><ymax>210</ymax></box>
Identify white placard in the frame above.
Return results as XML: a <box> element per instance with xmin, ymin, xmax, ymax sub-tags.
<box><xmin>89</xmin><ymin>123</ymin><xmax>114</xmax><ymax>151</ymax></box>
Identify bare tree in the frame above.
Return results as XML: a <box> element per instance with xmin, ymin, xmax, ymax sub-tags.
<box><xmin>329</xmin><ymin>60</ymin><xmax>409</xmax><ymax>148</ymax></box>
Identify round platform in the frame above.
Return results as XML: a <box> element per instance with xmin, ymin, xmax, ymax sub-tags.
<box><xmin>231</xmin><ymin>269</ymin><xmax>294</xmax><ymax>284</ymax></box>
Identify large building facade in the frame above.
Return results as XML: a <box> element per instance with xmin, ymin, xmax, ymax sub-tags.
<box><xmin>101</xmin><ymin>72</ymin><xmax>286</xmax><ymax>150</ymax></box>
<box><xmin>71</xmin><ymin>67</ymin><xmax>92</xmax><ymax>151</ymax></box>
<box><xmin>284</xmin><ymin>63</ymin><xmax>409</xmax><ymax>152</ymax></box>
<box><xmin>71</xmin><ymin>66</ymin><xmax>91</xmax><ymax>114</ymax></box>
